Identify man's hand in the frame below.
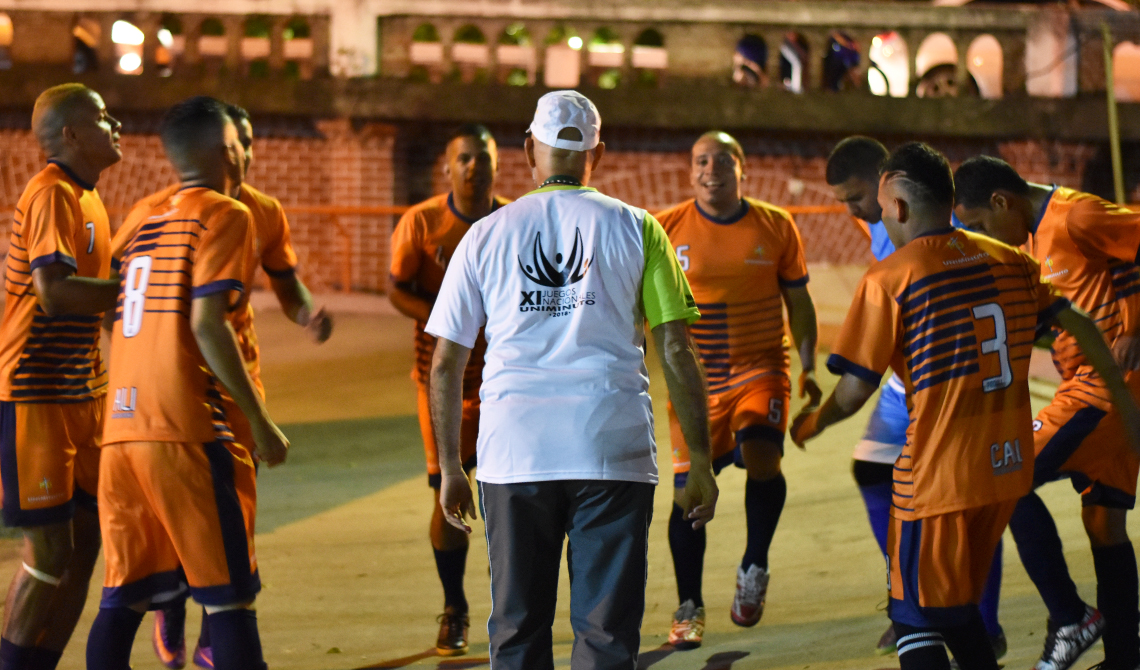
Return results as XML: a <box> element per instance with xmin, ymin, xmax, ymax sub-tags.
<box><xmin>303</xmin><ymin>306</ymin><xmax>333</xmax><ymax>344</ymax></box>
<box><xmin>251</xmin><ymin>419</ymin><xmax>289</xmax><ymax>467</ymax></box>
<box><xmin>1112</xmin><ymin>334</ymin><xmax>1140</xmax><ymax>372</ymax></box>
<box><xmin>789</xmin><ymin>408</ymin><xmax>822</xmax><ymax>450</ymax></box>
<box><xmin>439</xmin><ymin>472</ymin><xmax>476</xmax><ymax>534</ymax></box>
<box><xmin>679</xmin><ymin>462</ymin><xmax>718</xmax><ymax>530</ymax></box>
<box><xmin>799</xmin><ymin>369</ymin><xmax>822</xmax><ymax>409</ymax></box>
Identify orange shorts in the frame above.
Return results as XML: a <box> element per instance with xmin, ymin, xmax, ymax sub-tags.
<box><xmin>0</xmin><ymin>399</ymin><xmax>102</xmax><ymax>527</ymax></box>
<box><xmin>888</xmin><ymin>499</ymin><xmax>1016</xmax><ymax>628</ymax></box>
<box><xmin>416</xmin><ymin>381</ymin><xmax>478</xmax><ymax>487</ymax></box>
<box><xmin>669</xmin><ymin>373</ymin><xmax>790</xmax><ymax>487</ymax></box>
<box><xmin>98</xmin><ymin>440</ymin><xmax>259</xmax><ymax>608</ymax></box>
<box><xmin>1032</xmin><ymin>375</ymin><xmax>1140</xmax><ymax>508</ymax></box>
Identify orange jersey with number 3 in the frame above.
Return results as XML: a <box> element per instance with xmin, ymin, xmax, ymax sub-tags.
<box><xmin>655</xmin><ymin>198</ymin><xmax>808</xmax><ymax>394</ymax></box>
<box><xmin>103</xmin><ymin>187</ymin><xmax>254</xmax><ymax>446</ymax></box>
<box><xmin>828</xmin><ymin>229</ymin><xmax>1067</xmax><ymax>519</ymax></box>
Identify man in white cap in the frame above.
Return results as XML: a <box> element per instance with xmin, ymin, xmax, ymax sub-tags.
<box><xmin>427</xmin><ymin>90</ymin><xmax>719</xmax><ymax>670</ymax></box>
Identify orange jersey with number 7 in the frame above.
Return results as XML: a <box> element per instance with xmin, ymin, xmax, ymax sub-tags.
<box><xmin>827</xmin><ymin>228</ymin><xmax>1068</xmax><ymax>520</ymax></box>
<box><xmin>103</xmin><ymin>187</ymin><xmax>254</xmax><ymax>446</ymax></box>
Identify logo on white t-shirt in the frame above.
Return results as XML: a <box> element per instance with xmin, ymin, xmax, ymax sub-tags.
<box><xmin>517</xmin><ymin>228</ymin><xmax>597</xmax><ymax>317</ymax></box>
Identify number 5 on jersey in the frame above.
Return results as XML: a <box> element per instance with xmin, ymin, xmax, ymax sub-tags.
<box><xmin>122</xmin><ymin>256</ymin><xmax>153</xmax><ymax>338</ymax></box>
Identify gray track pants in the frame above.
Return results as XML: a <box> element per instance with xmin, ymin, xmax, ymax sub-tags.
<box><xmin>479</xmin><ymin>479</ymin><xmax>655</xmax><ymax>670</ymax></box>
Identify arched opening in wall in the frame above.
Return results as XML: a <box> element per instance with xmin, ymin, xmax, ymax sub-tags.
<box><xmin>733</xmin><ymin>34</ymin><xmax>767</xmax><ymax>87</ymax></box>
<box><xmin>966</xmin><ymin>34</ymin><xmax>1002</xmax><ymax>98</ymax></box>
<box><xmin>409</xmin><ymin>23</ymin><xmax>442</xmax><ymax>82</ymax></box>
<box><xmin>823</xmin><ymin>31</ymin><xmax>861</xmax><ymax>91</ymax></box>
<box><xmin>544</xmin><ymin>24</ymin><xmax>581</xmax><ymax>88</ymax></box>
<box><xmin>451</xmin><ymin>24</ymin><xmax>488</xmax><ymax>83</ymax></box>
<box><xmin>155</xmin><ymin>14</ymin><xmax>182</xmax><ymax>76</ymax></box>
<box><xmin>916</xmin><ymin>32</ymin><xmax>977</xmax><ymax>97</ymax></box>
<box><xmin>588</xmin><ymin>27</ymin><xmax>624</xmax><ymax>89</ymax></box>
<box><xmin>0</xmin><ymin>13</ymin><xmax>12</xmax><ymax>70</ymax></box>
<box><xmin>72</xmin><ymin>17</ymin><xmax>101</xmax><ymax>73</ymax></box>
<box><xmin>1114</xmin><ymin>42</ymin><xmax>1140</xmax><ymax>102</ymax></box>
<box><xmin>112</xmin><ymin>19</ymin><xmax>144</xmax><ymax>75</ymax></box>
<box><xmin>868</xmin><ymin>31</ymin><xmax>909</xmax><ymax>97</ymax></box>
<box><xmin>497</xmin><ymin>23</ymin><xmax>534</xmax><ymax>86</ymax></box>
<box><xmin>283</xmin><ymin>17</ymin><xmax>312</xmax><ymax>79</ymax></box>
<box><xmin>632</xmin><ymin>28</ymin><xmax>666</xmax><ymax>87</ymax></box>
<box><xmin>243</xmin><ymin>16</ymin><xmax>271</xmax><ymax>77</ymax></box>
<box><xmin>198</xmin><ymin>18</ymin><xmax>227</xmax><ymax>73</ymax></box>
<box><xmin>779</xmin><ymin>32</ymin><xmax>809</xmax><ymax>93</ymax></box>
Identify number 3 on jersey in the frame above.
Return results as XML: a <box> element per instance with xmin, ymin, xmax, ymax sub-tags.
<box><xmin>121</xmin><ymin>256</ymin><xmax>153</xmax><ymax>338</ymax></box>
<box><xmin>972</xmin><ymin>302</ymin><xmax>1012</xmax><ymax>392</ymax></box>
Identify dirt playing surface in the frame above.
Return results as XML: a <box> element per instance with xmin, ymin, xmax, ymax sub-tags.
<box><xmin>3</xmin><ymin>293</ymin><xmax>1135</xmax><ymax>670</ymax></box>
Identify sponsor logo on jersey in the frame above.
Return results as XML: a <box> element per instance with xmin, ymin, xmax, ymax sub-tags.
<box><xmin>744</xmin><ymin>245</ymin><xmax>774</xmax><ymax>266</ymax></box>
<box><xmin>1043</xmin><ymin>256</ymin><xmax>1069</xmax><ymax>280</ymax></box>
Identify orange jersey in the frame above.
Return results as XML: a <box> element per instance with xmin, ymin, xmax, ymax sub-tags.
<box><xmin>829</xmin><ymin>229</ymin><xmax>1067</xmax><ymax>519</ymax></box>
<box><xmin>389</xmin><ymin>193</ymin><xmax>509</xmax><ymax>387</ymax></box>
<box><xmin>0</xmin><ymin>162</ymin><xmax>112</xmax><ymax>403</ymax></box>
<box><xmin>138</xmin><ymin>183</ymin><xmax>298</xmax><ymax>390</ymax></box>
<box><xmin>656</xmin><ymin>198</ymin><xmax>808</xmax><ymax>394</ymax></box>
<box><xmin>1027</xmin><ymin>188</ymin><xmax>1140</xmax><ymax>383</ymax></box>
<box><xmin>103</xmin><ymin>187</ymin><xmax>254</xmax><ymax>445</ymax></box>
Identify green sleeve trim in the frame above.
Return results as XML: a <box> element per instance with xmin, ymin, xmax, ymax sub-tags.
<box><xmin>641</xmin><ymin>213</ymin><xmax>700</xmax><ymax>328</ymax></box>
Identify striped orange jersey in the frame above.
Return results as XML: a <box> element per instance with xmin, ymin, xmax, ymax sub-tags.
<box><xmin>656</xmin><ymin>198</ymin><xmax>808</xmax><ymax>394</ymax></box>
<box><xmin>0</xmin><ymin>162</ymin><xmax>111</xmax><ymax>403</ymax></box>
<box><xmin>390</xmin><ymin>193</ymin><xmax>509</xmax><ymax>389</ymax></box>
<box><xmin>135</xmin><ymin>183</ymin><xmax>298</xmax><ymax>393</ymax></box>
<box><xmin>103</xmin><ymin>187</ymin><xmax>254</xmax><ymax>446</ymax></box>
<box><xmin>829</xmin><ymin>229</ymin><xmax>1068</xmax><ymax>519</ymax></box>
<box><xmin>1027</xmin><ymin>188</ymin><xmax>1140</xmax><ymax>387</ymax></box>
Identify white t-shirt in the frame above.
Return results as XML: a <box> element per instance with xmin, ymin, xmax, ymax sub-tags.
<box><xmin>425</xmin><ymin>185</ymin><xmax>699</xmax><ymax>485</ymax></box>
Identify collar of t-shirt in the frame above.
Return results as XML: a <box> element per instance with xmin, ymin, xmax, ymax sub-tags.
<box><xmin>47</xmin><ymin>159</ymin><xmax>96</xmax><ymax>191</ymax></box>
<box><xmin>447</xmin><ymin>192</ymin><xmax>503</xmax><ymax>225</ymax></box>
<box><xmin>1029</xmin><ymin>185</ymin><xmax>1059</xmax><ymax>235</ymax></box>
<box><xmin>695</xmin><ymin>199</ymin><xmax>749</xmax><ymax>225</ymax></box>
<box><xmin>522</xmin><ymin>184</ymin><xmax>598</xmax><ymax>197</ymax></box>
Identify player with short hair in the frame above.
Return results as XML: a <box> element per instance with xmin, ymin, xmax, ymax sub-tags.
<box><xmin>85</xmin><ymin>95</ymin><xmax>289</xmax><ymax>670</ymax></box>
<box><xmin>0</xmin><ymin>83</ymin><xmax>122</xmax><ymax>670</ymax></box>
<box><xmin>793</xmin><ymin>142</ymin><xmax>1140</xmax><ymax>670</ymax></box>
<box><xmin>388</xmin><ymin>123</ymin><xmax>509</xmax><ymax>655</ymax></box>
<box><xmin>150</xmin><ymin>103</ymin><xmax>333</xmax><ymax>670</ymax></box>
<box><xmin>955</xmin><ymin>155</ymin><xmax>1140</xmax><ymax>670</ymax></box>
<box><xmin>825</xmin><ymin>136</ymin><xmax>1006</xmax><ymax>657</ymax></box>
<box><xmin>655</xmin><ymin>130</ymin><xmax>820</xmax><ymax>648</ymax></box>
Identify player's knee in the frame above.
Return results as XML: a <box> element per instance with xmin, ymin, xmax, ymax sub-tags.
<box><xmin>25</xmin><ymin>524</ymin><xmax>75</xmax><ymax>576</ymax></box>
<box><xmin>741</xmin><ymin>441</ymin><xmax>782</xmax><ymax>481</ymax></box>
<box><xmin>1081</xmin><ymin>505</ymin><xmax>1129</xmax><ymax>547</ymax></box>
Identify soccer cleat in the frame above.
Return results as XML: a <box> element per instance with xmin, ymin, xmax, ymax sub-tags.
<box><xmin>668</xmin><ymin>600</ymin><xmax>706</xmax><ymax>650</ymax></box>
<box><xmin>436</xmin><ymin>607</ymin><xmax>469</xmax><ymax>656</ymax></box>
<box><xmin>1034</xmin><ymin>606</ymin><xmax>1105</xmax><ymax>670</ymax></box>
<box><xmin>876</xmin><ymin>623</ymin><xmax>898</xmax><ymax>655</ymax></box>
<box><xmin>191</xmin><ymin>644</ymin><xmax>214</xmax><ymax>669</ymax></box>
<box><xmin>730</xmin><ymin>564</ymin><xmax>769</xmax><ymax>627</ymax></box>
<box><xmin>152</xmin><ymin>609</ymin><xmax>187</xmax><ymax>670</ymax></box>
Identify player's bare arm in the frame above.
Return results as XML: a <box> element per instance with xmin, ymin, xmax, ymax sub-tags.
<box><xmin>31</xmin><ymin>262</ymin><xmax>118</xmax><ymax>316</ymax></box>
<box><xmin>790</xmin><ymin>373</ymin><xmax>878</xmax><ymax>449</ymax></box>
<box><xmin>191</xmin><ymin>292</ymin><xmax>288</xmax><ymax>466</ymax></box>
<box><xmin>389</xmin><ymin>280</ymin><xmax>435</xmax><ymax>323</ymax></box>
<box><xmin>269</xmin><ymin>273</ymin><xmax>332</xmax><ymax>343</ymax></box>
<box><xmin>1054</xmin><ymin>305</ymin><xmax>1140</xmax><ymax>455</ymax></box>
<box><xmin>652</xmin><ymin>318</ymin><xmax>718</xmax><ymax>530</ymax></box>
<box><xmin>782</xmin><ymin>284</ymin><xmax>822</xmax><ymax>408</ymax></box>
<box><xmin>430</xmin><ymin>336</ymin><xmax>476</xmax><ymax>533</ymax></box>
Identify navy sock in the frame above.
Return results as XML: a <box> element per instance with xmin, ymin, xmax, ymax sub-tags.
<box><xmin>668</xmin><ymin>502</ymin><xmax>706</xmax><ymax>607</ymax></box>
<box><xmin>85</xmin><ymin>607</ymin><xmax>145</xmax><ymax>670</ymax></box>
<box><xmin>198</xmin><ymin>606</ymin><xmax>210</xmax><ymax>648</ymax></box>
<box><xmin>978</xmin><ymin>539</ymin><xmax>1003</xmax><ymax>638</ymax></box>
<box><xmin>942</xmin><ymin>608</ymin><xmax>999</xmax><ymax>670</ymax></box>
<box><xmin>0</xmin><ymin>638</ymin><xmax>36</xmax><ymax>670</ymax></box>
<box><xmin>1092</xmin><ymin>542</ymin><xmax>1140</xmax><ymax>668</ymax></box>
<box><xmin>27</xmin><ymin>648</ymin><xmax>62</xmax><ymax>670</ymax></box>
<box><xmin>893</xmin><ymin>623</ymin><xmax>950</xmax><ymax>670</ymax></box>
<box><xmin>1008</xmin><ymin>492</ymin><xmax>1087</xmax><ymax>626</ymax></box>
<box><xmin>433</xmin><ymin>546</ymin><xmax>469</xmax><ymax>613</ymax></box>
<box><xmin>207</xmin><ymin>609</ymin><xmax>266</xmax><ymax>670</ymax></box>
<box><xmin>742</xmin><ymin>473</ymin><xmax>786</xmax><ymax>571</ymax></box>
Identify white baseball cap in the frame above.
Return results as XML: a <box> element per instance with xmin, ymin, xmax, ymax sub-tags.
<box><xmin>528</xmin><ymin>90</ymin><xmax>601</xmax><ymax>152</ymax></box>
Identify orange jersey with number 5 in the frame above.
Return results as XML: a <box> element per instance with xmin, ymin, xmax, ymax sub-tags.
<box><xmin>655</xmin><ymin>198</ymin><xmax>808</xmax><ymax>394</ymax></box>
<box><xmin>104</xmin><ymin>187</ymin><xmax>254</xmax><ymax>446</ymax></box>
<box><xmin>828</xmin><ymin>229</ymin><xmax>1067</xmax><ymax>519</ymax></box>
